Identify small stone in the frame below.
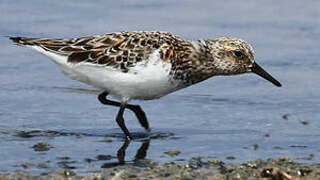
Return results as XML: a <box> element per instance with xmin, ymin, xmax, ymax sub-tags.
<box><xmin>164</xmin><ymin>150</ymin><xmax>181</xmax><ymax>157</ymax></box>
<box><xmin>127</xmin><ymin>174</ymin><xmax>137</xmax><ymax>178</ymax></box>
<box><xmin>208</xmin><ymin>158</ymin><xmax>222</xmax><ymax>165</ymax></box>
<box><xmin>90</xmin><ymin>174</ymin><xmax>101</xmax><ymax>180</ymax></box>
<box><xmin>96</xmin><ymin>155</ymin><xmax>114</xmax><ymax>160</ymax></box>
<box><xmin>245</xmin><ymin>161</ymin><xmax>258</xmax><ymax>168</ymax></box>
<box><xmin>300</xmin><ymin>120</ymin><xmax>309</xmax><ymax>125</ymax></box>
<box><xmin>103</xmin><ymin>138</ymin><xmax>113</xmax><ymax>143</ymax></box>
<box><xmin>226</xmin><ymin>156</ymin><xmax>236</xmax><ymax>160</ymax></box>
<box><xmin>32</xmin><ymin>142</ymin><xmax>51</xmax><ymax>152</ymax></box>
<box><xmin>298</xmin><ymin>166</ymin><xmax>312</xmax><ymax>176</ymax></box>
<box><xmin>282</xmin><ymin>114</ymin><xmax>289</xmax><ymax>120</ymax></box>
<box><xmin>75</xmin><ymin>134</ymin><xmax>84</xmax><ymax>138</ymax></box>
<box><xmin>261</xmin><ymin>167</ymin><xmax>293</xmax><ymax>180</ymax></box>
<box><xmin>278</xmin><ymin>157</ymin><xmax>293</xmax><ymax>163</ymax></box>
<box><xmin>63</xmin><ymin>169</ymin><xmax>76</xmax><ymax>176</ymax></box>
<box><xmin>21</xmin><ymin>162</ymin><xmax>33</xmax><ymax>169</ymax></box>
<box><xmin>37</xmin><ymin>163</ymin><xmax>49</xmax><ymax>169</ymax></box>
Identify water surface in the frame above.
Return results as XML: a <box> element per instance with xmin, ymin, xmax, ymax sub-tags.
<box><xmin>0</xmin><ymin>0</ymin><xmax>319</xmax><ymax>174</ymax></box>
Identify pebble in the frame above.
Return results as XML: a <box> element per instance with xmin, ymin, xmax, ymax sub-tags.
<box><xmin>164</xmin><ymin>150</ymin><xmax>181</xmax><ymax>157</ymax></box>
<box><xmin>32</xmin><ymin>142</ymin><xmax>52</xmax><ymax>152</ymax></box>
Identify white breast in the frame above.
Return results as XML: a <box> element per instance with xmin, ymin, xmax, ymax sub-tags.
<box><xmin>30</xmin><ymin>46</ymin><xmax>180</xmax><ymax>102</ymax></box>
<box><xmin>77</xmin><ymin>50</ymin><xmax>180</xmax><ymax>102</ymax></box>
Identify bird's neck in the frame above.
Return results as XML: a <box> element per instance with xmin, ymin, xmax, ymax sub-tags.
<box><xmin>173</xmin><ymin>40</ymin><xmax>222</xmax><ymax>86</ymax></box>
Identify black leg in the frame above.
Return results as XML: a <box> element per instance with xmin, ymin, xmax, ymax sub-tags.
<box><xmin>98</xmin><ymin>92</ymin><xmax>150</xmax><ymax>131</ymax></box>
<box><xmin>116</xmin><ymin>104</ymin><xmax>132</xmax><ymax>140</ymax></box>
<box><xmin>127</xmin><ymin>105</ymin><xmax>150</xmax><ymax>131</ymax></box>
<box><xmin>98</xmin><ymin>92</ymin><xmax>121</xmax><ymax>106</ymax></box>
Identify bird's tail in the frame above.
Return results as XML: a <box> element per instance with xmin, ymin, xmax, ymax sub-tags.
<box><xmin>9</xmin><ymin>36</ymin><xmax>38</xmax><ymax>46</ymax></box>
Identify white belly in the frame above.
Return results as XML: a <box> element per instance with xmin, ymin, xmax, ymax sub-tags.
<box><xmin>77</xmin><ymin>64</ymin><xmax>178</xmax><ymax>101</ymax></box>
<box><xmin>31</xmin><ymin>46</ymin><xmax>180</xmax><ymax>102</ymax></box>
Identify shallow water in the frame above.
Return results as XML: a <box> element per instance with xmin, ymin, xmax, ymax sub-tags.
<box><xmin>0</xmin><ymin>0</ymin><xmax>320</xmax><ymax>174</ymax></box>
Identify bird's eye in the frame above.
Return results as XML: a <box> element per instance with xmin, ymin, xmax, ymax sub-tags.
<box><xmin>233</xmin><ymin>51</ymin><xmax>243</xmax><ymax>58</ymax></box>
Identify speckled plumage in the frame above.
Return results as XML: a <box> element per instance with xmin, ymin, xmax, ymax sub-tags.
<box><xmin>9</xmin><ymin>31</ymin><xmax>260</xmax><ymax>90</ymax></box>
<box><xmin>10</xmin><ymin>31</ymin><xmax>281</xmax><ymax>140</ymax></box>
<box><xmin>13</xmin><ymin>32</ymin><xmax>190</xmax><ymax>82</ymax></box>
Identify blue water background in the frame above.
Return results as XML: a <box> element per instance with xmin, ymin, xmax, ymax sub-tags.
<box><xmin>0</xmin><ymin>0</ymin><xmax>319</xmax><ymax>174</ymax></box>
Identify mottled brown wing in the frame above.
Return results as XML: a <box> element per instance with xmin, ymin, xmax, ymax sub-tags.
<box><xmin>11</xmin><ymin>32</ymin><xmax>169</xmax><ymax>72</ymax></box>
<box><xmin>10</xmin><ymin>31</ymin><xmax>195</xmax><ymax>73</ymax></box>
<box><xmin>70</xmin><ymin>32</ymin><xmax>173</xmax><ymax>72</ymax></box>
<box><xmin>65</xmin><ymin>33</ymin><xmax>158</xmax><ymax>72</ymax></box>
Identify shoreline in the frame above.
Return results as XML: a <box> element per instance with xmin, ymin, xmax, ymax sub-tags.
<box><xmin>1</xmin><ymin>157</ymin><xmax>320</xmax><ymax>180</ymax></box>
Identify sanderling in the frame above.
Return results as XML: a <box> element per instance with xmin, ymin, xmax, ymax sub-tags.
<box><xmin>10</xmin><ymin>31</ymin><xmax>281</xmax><ymax>140</ymax></box>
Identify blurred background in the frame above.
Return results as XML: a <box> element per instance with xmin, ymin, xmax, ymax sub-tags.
<box><xmin>0</xmin><ymin>0</ymin><xmax>319</xmax><ymax>174</ymax></box>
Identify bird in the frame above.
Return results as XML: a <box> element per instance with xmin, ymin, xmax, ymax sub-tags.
<box><xmin>9</xmin><ymin>31</ymin><xmax>281</xmax><ymax>140</ymax></box>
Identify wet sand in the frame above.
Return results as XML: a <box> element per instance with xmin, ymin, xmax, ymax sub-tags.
<box><xmin>1</xmin><ymin>157</ymin><xmax>320</xmax><ymax>180</ymax></box>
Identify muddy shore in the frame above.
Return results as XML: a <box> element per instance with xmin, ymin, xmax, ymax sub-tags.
<box><xmin>1</xmin><ymin>157</ymin><xmax>320</xmax><ymax>180</ymax></box>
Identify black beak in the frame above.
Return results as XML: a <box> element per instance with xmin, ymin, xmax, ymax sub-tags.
<box><xmin>251</xmin><ymin>62</ymin><xmax>282</xmax><ymax>87</ymax></box>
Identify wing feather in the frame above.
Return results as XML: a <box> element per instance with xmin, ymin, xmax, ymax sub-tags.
<box><xmin>10</xmin><ymin>32</ymin><xmax>195</xmax><ymax>73</ymax></box>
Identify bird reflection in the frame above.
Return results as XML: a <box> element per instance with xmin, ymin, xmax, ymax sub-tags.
<box><xmin>101</xmin><ymin>139</ymin><xmax>150</xmax><ymax>168</ymax></box>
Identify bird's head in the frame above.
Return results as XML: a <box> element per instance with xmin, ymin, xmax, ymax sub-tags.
<box><xmin>202</xmin><ymin>37</ymin><xmax>281</xmax><ymax>87</ymax></box>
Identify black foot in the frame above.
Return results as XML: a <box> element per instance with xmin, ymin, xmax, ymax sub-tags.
<box><xmin>98</xmin><ymin>92</ymin><xmax>151</xmax><ymax>139</ymax></box>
